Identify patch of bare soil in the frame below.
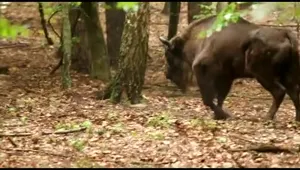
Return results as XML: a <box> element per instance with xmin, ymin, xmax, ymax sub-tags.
<box><xmin>1</xmin><ymin>2</ymin><xmax>300</xmax><ymax>168</ymax></box>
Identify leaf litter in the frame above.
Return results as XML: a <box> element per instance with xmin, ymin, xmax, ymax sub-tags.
<box><xmin>1</xmin><ymin>2</ymin><xmax>300</xmax><ymax>168</ymax></box>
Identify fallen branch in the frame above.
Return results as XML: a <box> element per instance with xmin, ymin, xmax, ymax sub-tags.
<box><xmin>229</xmin><ymin>134</ymin><xmax>297</xmax><ymax>154</ymax></box>
<box><xmin>0</xmin><ymin>147</ymin><xmax>70</xmax><ymax>158</ymax></box>
<box><xmin>2</xmin><ymin>123</ymin><xmax>25</xmax><ymax>127</ymax></box>
<box><xmin>0</xmin><ymin>43</ymin><xmax>29</xmax><ymax>49</ymax></box>
<box><xmin>42</xmin><ymin>127</ymin><xmax>87</xmax><ymax>135</ymax></box>
<box><xmin>0</xmin><ymin>133</ymin><xmax>32</xmax><ymax>137</ymax></box>
<box><xmin>0</xmin><ymin>127</ymin><xmax>87</xmax><ymax>137</ymax></box>
<box><xmin>230</xmin><ymin>144</ymin><xmax>296</xmax><ymax>154</ymax></box>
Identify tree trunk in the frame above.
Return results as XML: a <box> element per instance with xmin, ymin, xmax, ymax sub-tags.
<box><xmin>168</xmin><ymin>2</ymin><xmax>181</xmax><ymax>40</ymax></box>
<box><xmin>38</xmin><ymin>2</ymin><xmax>53</xmax><ymax>45</ymax></box>
<box><xmin>102</xmin><ymin>2</ymin><xmax>150</xmax><ymax>104</ymax></box>
<box><xmin>67</xmin><ymin>7</ymin><xmax>91</xmax><ymax>74</ymax></box>
<box><xmin>187</xmin><ymin>2</ymin><xmax>212</xmax><ymax>24</ymax></box>
<box><xmin>61</xmin><ymin>3</ymin><xmax>72</xmax><ymax>89</ymax></box>
<box><xmin>105</xmin><ymin>2</ymin><xmax>126</xmax><ymax>68</ymax></box>
<box><xmin>161</xmin><ymin>2</ymin><xmax>170</xmax><ymax>15</ymax></box>
<box><xmin>216</xmin><ymin>2</ymin><xmax>228</xmax><ymax>13</ymax></box>
<box><xmin>81</xmin><ymin>2</ymin><xmax>110</xmax><ymax>81</ymax></box>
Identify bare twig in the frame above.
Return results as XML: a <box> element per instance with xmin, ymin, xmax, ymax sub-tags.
<box><xmin>38</xmin><ymin>2</ymin><xmax>54</xmax><ymax>45</ymax></box>
<box><xmin>42</xmin><ymin>127</ymin><xmax>87</xmax><ymax>135</ymax></box>
<box><xmin>259</xmin><ymin>24</ymin><xmax>300</xmax><ymax>28</ymax></box>
<box><xmin>7</xmin><ymin>137</ymin><xmax>18</xmax><ymax>147</ymax></box>
<box><xmin>48</xmin><ymin>10</ymin><xmax>61</xmax><ymax>41</ymax></box>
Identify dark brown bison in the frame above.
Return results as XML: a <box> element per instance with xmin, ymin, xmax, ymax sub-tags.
<box><xmin>241</xmin><ymin>27</ymin><xmax>300</xmax><ymax>121</ymax></box>
<box><xmin>159</xmin><ymin>15</ymin><xmax>300</xmax><ymax>121</ymax></box>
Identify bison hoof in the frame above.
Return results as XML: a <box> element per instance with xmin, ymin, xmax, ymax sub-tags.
<box><xmin>213</xmin><ymin>112</ymin><xmax>232</xmax><ymax>120</ymax></box>
<box><xmin>264</xmin><ymin>114</ymin><xmax>275</xmax><ymax>121</ymax></box>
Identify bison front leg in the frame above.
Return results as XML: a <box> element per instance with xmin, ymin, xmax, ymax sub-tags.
<box><xmin>193</xmin><ymin>63</ymin><xmax>231</xmax><ymax>120</ymax></box>
<box><xmin>255</xmin><ymin>76</ymin><xmax>286</xmax><ymax>120</ymax></box>
<box><xmin>215</xmin><ymin>77</ymin><xmax>233</xmax><ymax>108</ymax></box>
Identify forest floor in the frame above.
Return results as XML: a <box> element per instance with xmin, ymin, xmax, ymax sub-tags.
<box><xmin>1</xmin><ymin>2</ymin><xmax>300</xmax><ymax>168</ymax></box>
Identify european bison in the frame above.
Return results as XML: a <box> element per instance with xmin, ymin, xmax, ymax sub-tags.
<box><xmin>159</xmin><ymin>15</ymin><xmax>300</xmax><ymax>121</ymax></box>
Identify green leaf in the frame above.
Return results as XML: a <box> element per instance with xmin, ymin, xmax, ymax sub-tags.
<box><xmin>117</xmin><ymin>2</ymin><xmax>139</xmax><ymax>12</ymax></box>
<box><xmin>81</xmin><ymin>120</ymin><xmax>92</xmax><ymax>129</ymax></box>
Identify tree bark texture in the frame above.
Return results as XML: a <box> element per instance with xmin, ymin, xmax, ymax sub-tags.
<box><xmin>61</xmin><ymin>3</ymin><xmax>72</xmax><ymax>89</ymax></box>
<box><xmin>68</xmin><ymin>7</ymin><xmax>91</xmax><ymax>73</ymax></box>
<box><xmin>161</xmin><ymin>2</ymin><xmax>170</xmax><ymax>15</ymax></box>
<box><xmin>103</xmin><ymin>2</ymin><xmax>150</xmax><ymax>104</ymax></box>
<box><xmin>168</xmin><ymin>2</ymin><xmax>181</xmax><ymax>40</ymax></box>
<box><xmin>81</xmin><ymin>2</ymin><xmax>110</xmax><ymax>81</ymax></box>
<box><xmin>105</xmin><ymin>2</ymin><xmax>126</xmax><ymax>68</ymax></box>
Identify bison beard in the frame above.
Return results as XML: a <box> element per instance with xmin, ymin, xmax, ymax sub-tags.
<box><xmin>160</xmin><ymin>15</ymin><xmax>300</xmax><ymax>121</ymax></box>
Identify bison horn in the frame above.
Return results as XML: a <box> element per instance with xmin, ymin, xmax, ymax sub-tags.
<box><xmin>159</xmin><ymin>36</ymin><xmax>171</xmax><ymax>49</ymax></box>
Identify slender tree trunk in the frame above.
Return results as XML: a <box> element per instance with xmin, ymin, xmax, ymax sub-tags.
<box><xmin>187</xmin><ymin>2</ymin><xmax>212</xmax><ymax>24</ymax></box>
<box><xmin>161</xmin><ymin>2</ymin><xmax>170</xmax><ymax>15</ymax></box>
<box><xmin>81</xmin><ymin>2</ymin><xmax>110</xmax><ymax>81</ymax></box>
<box><xmin>38</xmin><ymin>2</ymin><xmax>53</xmax><ymax>45</ymax></box>
<box><xmin>105</xmin><ymin>2</ymin><xmax>126</xmax><ymax>68</ymax></box>
<box><xmin>101</xmin><ymin>2</ymin><xmax>150</xmax><ymax>104</ymax></box>
<box><xmin>168</xmin><ymin>2</ymin><xmax>181</xmax><ymax>40</ymax></box>
<box><xmin>61</xmin><ymin>3</ymin><xmax>72</xmax><ymax>89</ymax></box>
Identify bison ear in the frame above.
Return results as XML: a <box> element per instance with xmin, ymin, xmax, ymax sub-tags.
<box><xmin>159</xmin><ymin>36</ymin><xmax>171</xmax><ymax>49</ymax></box>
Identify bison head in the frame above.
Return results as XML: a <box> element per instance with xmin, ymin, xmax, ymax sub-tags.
<box><xmin>241</xmin><ymin>27</ymin><xmax>299</xmax><ymax>73</ymax></box>
<box><xmin>159</xmin><ymin>36</ymin><xmax>189</xmax><ymax>92</ymax></box>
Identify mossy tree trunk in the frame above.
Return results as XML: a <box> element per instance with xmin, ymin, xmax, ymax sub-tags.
<box><xmin>53</xmin><ymin>2</ymin><xmax>110</xmax><ymax>81</ymax></box>
<box><xmin>81</xmin><ymin>2</ymin><xmax>110</xmax><ymax>81</ymax></box>
<box><xmin>102</xmin><ymin>2</ymin><xmax>150</xmax><ymax>104</ymax></box>
<box><xmin>61</xmin><ymin>3</ymin><xmax>72</xmax><ymax>89</ymax></box>
<box><xmin>105</xmin><ymin>2</ymin><xmax>126</xmax><ymax>68</ymax></box>
<box><xmin>168</xmin><ymin>2</ymin><xmax>181</xmax><ymax>40</ymax></box>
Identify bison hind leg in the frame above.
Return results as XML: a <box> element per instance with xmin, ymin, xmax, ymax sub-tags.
<box><xmin>281</xmin><ymin>78</ymin><xmax>300</xmax><ymax>121</ymax></box>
